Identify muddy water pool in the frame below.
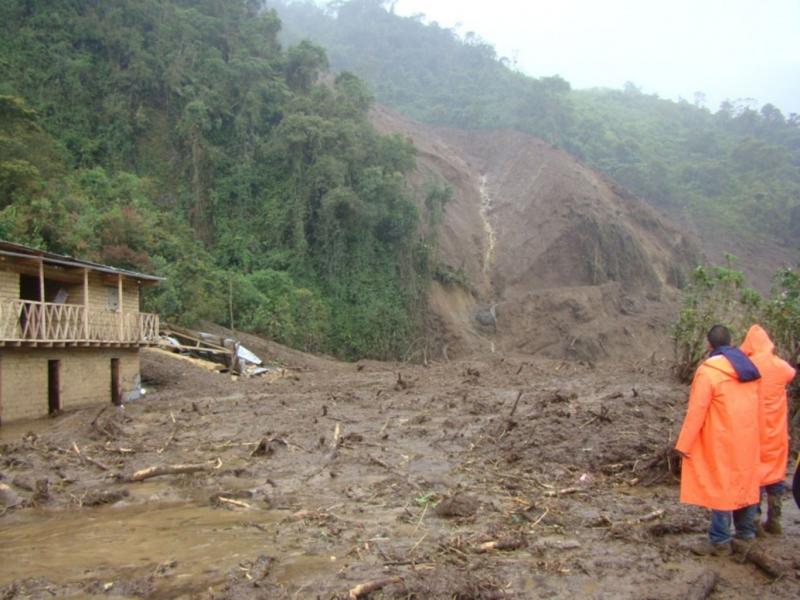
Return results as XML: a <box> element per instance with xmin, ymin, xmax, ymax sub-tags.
<box><xmin>0</xmin><ymin>498</ymin><xmax>345</xmax><ymax>594</ymax></box>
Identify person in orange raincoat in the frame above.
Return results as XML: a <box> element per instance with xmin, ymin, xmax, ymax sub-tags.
<box><xmin>740</xmin><ymin>324</ymin><xmax>796</xmax><ymax>534</ymax></box>
<box><xmin>675</xmin><ymin>324</ymin><xmax>761</xmax><ymax>555</ymax></box>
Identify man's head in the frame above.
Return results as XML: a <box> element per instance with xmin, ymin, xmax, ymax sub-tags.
<box><xmin>707</xmin><ymin>324</ymin><xmax>732</xmax><ymax>349</ymax></box>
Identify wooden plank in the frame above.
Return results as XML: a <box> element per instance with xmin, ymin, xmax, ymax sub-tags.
<box><xmin>117</xmin><ymin>273</ymin><xmax>123</xmax><ymax>342</ymax></box>
<box><xmin>83</xmin><ymin>268</ymin><xmax>89</xmax><ymax>340</ymax></box>
<box><xmin>157</xmin><ymin>342</ymin><xmax>230</xmax><ymax>355</ymax></box>
<box><xmin>38</xmin><ymin>259</ymin><xmax>45</xmax><ymax>339</ymax></box>
<box><xmin>161</xmin><ymin>328</ymin><xmax>229</xmax><ymax>352</ymax></box>
<box><xmin>144</xmin><ymin>347</ymin><xmax>226</xmax><ymax>372</ymax></box>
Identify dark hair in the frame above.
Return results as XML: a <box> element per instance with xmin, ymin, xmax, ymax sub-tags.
<box><xmin>707</xmin><ymin>324</ymin><xmax>731</xmax><ymax>349</ymax></box>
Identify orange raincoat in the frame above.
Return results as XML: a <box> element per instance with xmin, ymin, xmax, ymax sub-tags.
<box><xmin>675</xmin><ymin>354</ymin><xmax>761</xmax><ymax>510</ymax></box>
<box><xmin>740</xmin><ymin>325</ymin><xmax>796</xmax><ymax>486</ymax></box>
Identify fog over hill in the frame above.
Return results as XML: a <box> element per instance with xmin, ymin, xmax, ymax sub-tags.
<box><xmin>275</xmin><ymin>0</ymin><xmax>800</xmax><ymax>291</ymax></box>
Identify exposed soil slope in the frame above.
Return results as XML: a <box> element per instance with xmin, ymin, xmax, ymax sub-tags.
<box><xmin>372</xmin><ymin>107</ymin><xmax>700</xmax><ymax>362</ymax></box>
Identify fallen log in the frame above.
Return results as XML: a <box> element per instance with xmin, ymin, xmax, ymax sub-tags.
<box><xmin>127</xmin><ymin>462</ymin><xmax>211</xmax><ymax>482</ymax></box>
<box><xmin>348</xmin><ymin>576</ymin><xmax>403</xmax><ymax>599</ymax></box>
<box><xmin>731</xmin><ymin>539</ymin><xmax>784</xmax><ymax>579</ymax></box>
<box><xmin>685</xmin><ymin>570</ymin><xmax>718</xmax><ymax>600</ymax></box>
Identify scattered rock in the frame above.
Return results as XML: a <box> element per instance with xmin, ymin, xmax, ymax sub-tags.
<box><xmin>0</xmin><ymin>482</ymin><xmax>22</xmax><ymax>508</ymax></box>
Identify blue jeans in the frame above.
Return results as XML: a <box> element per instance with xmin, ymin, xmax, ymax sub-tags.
<box><xmin>709</xmin><ymin>504</ymin><xmax>758</xmax><ymax>544</ymax></box>
<box><xmin>763</xmin><ymin>481</ymin><xmax>784</xmax><ymax>496</ymax></box>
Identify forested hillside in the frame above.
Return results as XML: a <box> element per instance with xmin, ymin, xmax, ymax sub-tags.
<box><xmin>0</xmin><ymin>0</ymin><xmax>431</xmax><ymax>359</ymax></box>
<box><xmin>275</xmin><ymin>0</ymin><xmax>800</xmax><ymax>255</ymax></box>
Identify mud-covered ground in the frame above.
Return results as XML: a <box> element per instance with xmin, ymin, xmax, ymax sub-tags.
<box><xmin>1</xmin><ymin>351</ymin><xmax>799</xmax><ymax>599</ymax></box>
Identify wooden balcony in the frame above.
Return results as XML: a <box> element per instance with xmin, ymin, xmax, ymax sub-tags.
<box><xmin>0</xmin><ymin>300</ymin><xmax>159</xmax><ymax>347</ymax></box>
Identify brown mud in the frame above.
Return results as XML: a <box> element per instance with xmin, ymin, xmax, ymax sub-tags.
<box><xmin>2</xmin><ymin>351</ymin><xmax>798</xmax><ymax>599</ymax></box>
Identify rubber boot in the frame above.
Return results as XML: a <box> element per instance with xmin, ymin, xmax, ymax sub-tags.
<box><xmin>755</xmin><ymin>518</ymin><xmax>767</xmax><ymax>538</ymax></box>
<box><xmin>764</xmin><ymin>494</ymin><xmax>783</xmax><ymax>535</ymax></box>
<box><xmin>690</xmin><ymin>539</ymin><xmax>733</xmax><ymax>557</ymax></box>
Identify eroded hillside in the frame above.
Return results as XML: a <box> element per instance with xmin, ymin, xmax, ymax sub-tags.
<box><xmin>372</xmin><ymin>107</ymin><xmax>701</xmax><ymax>362</ymax></box>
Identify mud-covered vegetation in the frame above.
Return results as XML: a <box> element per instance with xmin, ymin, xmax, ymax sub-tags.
<box><xmin>672</xmin><ymin>258</ymin><xmax>800</xmax><ymax>381</ymax></box>
<box><xmin>0</xmin><ymin>0</ymin><xmax>433</xmax><ymax>359</ymax></box>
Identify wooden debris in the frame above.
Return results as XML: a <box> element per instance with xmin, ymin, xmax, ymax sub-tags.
<box><xmin>72</xmin><ymin>442</ymin><xmax>110</xmax><ymax>471</ymax></box>
<box><xmin>579</xmin><ymin>405</ymin><xmax>612</xmax><ymax>429</ymax></box>
<box><xmin>632</xmin><ymin>509</ymin><xmax>664</xmax><ymax>523</ymax></box>
<box><xmin>543</xmin><ymin>486</ymin><xmax>581</xmax><ymax>497</ymax></box>
<box><xmin>348</xmin><ymin>576</ymin><xmax>403</xmax><ymax>599</ymax></box>
<box><xmin>368</xmin><ymin>454</ymin><xmax>392</xmax><ymax>471</ymax></box>
<box><xmin>144</xmin><ymin>347</ymin><xmax>225</xmax><ymax>372</ymax></box>
<box><xmin>214</xmin><ymin>496</ymin><xmax>252</xmax><ymax>510</ymax></box>
<box><xmin>508</xmin><ymin>390</ymin><xmax>523</xmax><ymax>418</ymax></box>
<box><xmin>90</xmin><ymin>406</ymin><xmax>109</xmax><ymax>427</ymax></box>
<box><xmin>475</xmin><ymin>537</ymin><xmax>526</xmax><ymax>553</ymax></box>
<box><xmin>731</xmin><ymin>539</ymin><xmax>785</xmax><ymax>579</ymax></box>
<box><xmin>157</xmin><ymin>412</ymin><xmax>178</xmax><ymax>455</ymax></box>
<box><xmin>127</xmin><ymin>462</ymin><xmax>212</xmax><ymax>482</ymax></box>
<box><xmin>685</xmin><ymin>570</ymin><xmax>718</xmax><ymax>600</ymax></box>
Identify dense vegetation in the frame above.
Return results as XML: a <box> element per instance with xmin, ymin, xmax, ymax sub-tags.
<box><xmin>275</xmin><ymin>0</ymin><xmax>800</xmax><ymax>245</ymax></box>
<box><xmin>0</xmin><ymin>0</ymin><xmax>433</xmax><ymax>359</ymax></box>
<box><xmin>672</xmin><ymin>258</ymin><xmax>800</xmax><ymax>386</ymax></box>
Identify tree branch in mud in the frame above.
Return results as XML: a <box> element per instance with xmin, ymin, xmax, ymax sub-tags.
<box><xmin>632</xmin><ymin>443</ymin><xmax>680</xmax><ymax>486</ymax></box>
<box><xmin>348</xmin><ymin>576</ymin><xmax>403</xmax><ymax>599</ymax></box>
<box><xmin>214</xmin><ymin>496</ymin><xmax>252</xmax><ymax>510</ymax></box>
<box><xmin>508</xmin><ymin>390</ymin><xmax>523</xmax><ymax>418</ymax></box>
<box><xmin>157</xmin><ymin>412</ymin><xmax>178</xmax><ymax>455</ymax></box>
<box><xmin>72</xmin><ymin>442</ymin><xmax>110</xmax><ymax>471</ymax></box>
<box><xmin>125</xmin><ymin>459</ymin><xmax>221</xmax><ymax>482</ymax></box>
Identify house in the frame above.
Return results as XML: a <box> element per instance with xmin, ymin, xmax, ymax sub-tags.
<box><xmin>0</xmin><ymin>240</ymin><xmax>162</xmax><ymax>424</ymax></box>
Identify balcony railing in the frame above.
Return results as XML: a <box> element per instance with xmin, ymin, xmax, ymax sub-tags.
<box><xmin>0</xmin><ymin>300</ymin><xmax>159</xmax><ymax>345</ymax></box>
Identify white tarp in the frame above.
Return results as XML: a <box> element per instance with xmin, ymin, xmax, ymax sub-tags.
<box><xmin>237</xmin><ymin>344</ymin><xmax>262</xmax><ymax>366</ymax></box>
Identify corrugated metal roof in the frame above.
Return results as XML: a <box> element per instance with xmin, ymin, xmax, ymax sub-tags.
<box><xmin>0</xmin><ymin>239</ymin><xmax>164</xmax><ymax>283</ymax></box>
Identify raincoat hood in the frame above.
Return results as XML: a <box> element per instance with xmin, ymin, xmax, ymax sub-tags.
<box><xmin>707</xmin><ymin>346</ymin><xmax>761</xmax><ymax>382</ymax></box>
<box><xmin>741</xmin><ymin>324</ymin><xmax>775</xmax><ymax>356</ymax></box>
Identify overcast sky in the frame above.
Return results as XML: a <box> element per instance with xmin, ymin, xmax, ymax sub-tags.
<box><xmin>393</xmin><ymin>0</ymin><xmax>800</xmax><ymax>116</ymax></box>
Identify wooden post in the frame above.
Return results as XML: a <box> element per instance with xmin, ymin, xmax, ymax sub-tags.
<box><xmin>83</xmin><ymin>268</ymin><xmax>89</xmax><ymax>340</ymax></box>
<box><xmin>38</xmin><ymin>259</ymin><xmax>45</xmax><ymax>340</ymax></box>
<box><xmin>117</xmin><ymin>274</ymin><xmax>124</xmax><ymax>342</ymax></box>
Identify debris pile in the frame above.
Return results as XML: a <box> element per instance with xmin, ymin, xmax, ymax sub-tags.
<box><xmin>156</xmin><ymin>324</ymin><xmax>283</xmax><ymax>379</ymax></box>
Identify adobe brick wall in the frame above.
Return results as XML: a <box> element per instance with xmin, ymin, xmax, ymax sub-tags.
<box><xmin>0</xmin><ymin>348</ymin><xmax>141</xmax><ymax>423</ymax></box>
